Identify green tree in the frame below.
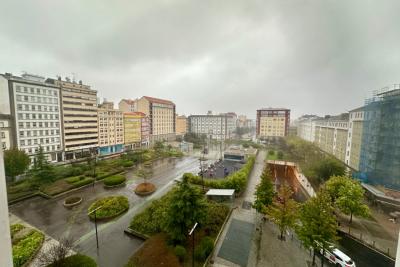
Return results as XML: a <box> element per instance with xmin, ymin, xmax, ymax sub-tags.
<box><xmin>4</xmin><ymin>148</ymin><xmax>30</xmax><ymax>181</ymax></box>
<box><xmin>154</xmin><ymin>141</ymin><xmax>165</xmax><ymax>154</ymax></box>
<box><xmin>324</xmin><ymin>175</ymin><xmax>351</xmax><ymax>203</ymax></box>
<box><xmin>266</xmin><ymin>184</ymin><xmax>298</xmax><ymax>240</ymax></box>
<box><xmin>31</xmin><ymin>146</ymin><xmax>54</xmax><ymax>182</ymax></box>
<box><xmin>312</xmin><ymin>157</ymin><xmax>345</xmax><ymax>183</ymax></box>
<box><xmin>296</xmin><ymin>191</ymin><xmax>338</xmax><ymax>266</ymax></box>
<box><xmin>163</xmin><ymin>176</ymin><xmax>207</xmax><ymax>243</ymax></box>
<box><xmin>253</xmin><ymin>167</ymin><xmax>275</xmax><ymax>213</ymax></box>
<box><xmin>336</xmin><ymin>180</ymin><xmax>370</xmax><ymax>224</ymax></box>
<box><xmin>136</xmin><ymin>161</ymin><xmax>153</xmax><ymax>183</ymax></box>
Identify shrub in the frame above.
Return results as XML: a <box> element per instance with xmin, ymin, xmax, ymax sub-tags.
<box><xmin>46</xmin><ymin>254</ymin><xmax>97</xmax><ymax>267</ymax></box>
<box><xmin>174</xmin><ymin>245</ymin><xmax>186</xmax><ymax>261</ymax></box>
<box><xmin>88</xmin><ymin>196</ymin><xmax>129</xmax><ymax>220</ymax></box>
<box><xmin>194</xmin><ymin>237</ymin><xmax>214</xmax><ymax>261</ymax></box>
<box><xmin>186</xmin><ymin>156</ymin><xmax>255</xmax><ymax>193</ymax></box>
<box><xmin>72</xmin><ymin>178</ymin><xmax>94</xmax><ymax>188</ymax></box>
<box><xmin>10</xmin><ymin>224</ymin><xmax>24</xmax><ymax>238</ymax></box>
<box><xmin>103</xmin><ymin>175</ymin><xmax>126</xmax><ymax>186</ymax></box>
<box><xmin>121</xmin><ymin>160</ymin><xmax>134</xmax><ymax>168</ymax></box>
<box><xmin>65</xmin><ymin>176</ymin><xmax>85</xmax><ymax>184</ymax></box>
<box><xmin>13</xmin><ymin>230</ymin><xmax>44</xmax><ymax>267</ymax></box>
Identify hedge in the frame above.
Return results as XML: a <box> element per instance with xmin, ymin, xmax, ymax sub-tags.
<box><xmin>194</xmin><ymin>236</ymin><xmax>214</xmax><ymax>261</ymax></box>
<box><xmin>185</xmin><ymin>156</ymin><xmax>255</xmax><ymax>192</ymax></box>
<box><xmin>47</xmin><ymin>254</ymin><xmax>97</xmax><ymax>267</ymax></box>
<box><xmin>103</xmin><ymin>175</ymin><xmax>126</xmax><ymax>186</ymax></box>
<box><xmin>12</xmin><ymin>229</ymin><xmax>44</xmax><ymax>267</ymax></box>
<box><xmin>88</xmin><ymin>195</ymin><xmax>129</xmax><ymax>220</ymax></box>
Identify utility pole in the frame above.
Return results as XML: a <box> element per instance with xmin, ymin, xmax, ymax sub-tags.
<box><xmin>0</xmin><ymin>149</ymin><xmax>13</xmax><ymax>267</ymax></box>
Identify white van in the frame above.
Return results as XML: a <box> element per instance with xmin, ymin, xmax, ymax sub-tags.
<box><xmin>320</xmin><ymin>245</ymin><xmax>356</xmax><ymax>267</ymax></box>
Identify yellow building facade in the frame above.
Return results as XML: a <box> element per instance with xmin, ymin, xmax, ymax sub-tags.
<box><xmin>123</xmin><ymin>112</ymin><xmax>142</xmax><ymax>148</ymax></box>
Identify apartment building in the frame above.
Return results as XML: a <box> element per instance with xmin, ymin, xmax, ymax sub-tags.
<box><xmin>296</xmin><ymin>115</ymin><xmax>321</xmax><ymax>142</ymax></box>
<box><xmin>123</xmin><ymin>112</ymin><xmax>142</xmax><ymax>150</ymax></box>
<box><xmin>188</xmin><ymin>113</ymin><xmax>236</xmax><ymax>140</ymax></box>
<box><xmin>118</xmin><ymin>99</ymin><xmax>137</xmax><ymax>112</ymax></box>
<box><xmin>256</xmin><ymin>108</ymin><xmax>290</xmax><ymax>138</ymax></box>
<box><xmin>176</xmin><ymin>115</ymin><xmax>187</xmax><ymax>136</ymax></box>
<box><xmin>359</xmin><ymin>85</ymin><xmax>400</xmax><ymax>189</ymax></box>
<box><xmin>47</xmin><ymin>77</ymin><xmax>98</xmax><ymax>160</ymax></box>
<box><xmin>345</xmin><ymin>107</ymin><xmax>364</xmax><ymax>170</ymax></box>
<box><xmin>0</xmin><ymin>73</ymin><xmax>63</xmax><ymax>162</ymax></box>
<box><xmin>136</xmin><ymin>96</ymin><xmax>176</xmax><ymax>143</ymax></box>
<box><xmin>98</xmin><ymin>101</ymin><xmax>124</xmax><ymax>155</ymax></box>
<box><xmin>140</xmin><ymin>114</ymin><xmax>150</xmax><ymax>147</ymax></box>
<box><xmin>314</xmin><ymin>114</ymin><xmax>349</xmax><ymax>162</ymax></box>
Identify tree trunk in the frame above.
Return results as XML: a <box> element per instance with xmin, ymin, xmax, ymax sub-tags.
<box><xmin>321</xmin><ymin>248</ymin><xmax>325</xmax><ymax>267</ymax></box>
<box><xmin>350</xmin><ymin>212</ymin><xmax>353</xmax><ymax>224</ymax></box>
<box><xmin>280</xmin><ymin>230</ymin><xmax>283</xmax><ymax>240</ymax></box>
<box><xmin>312</xmin><ymin>249</ymin><xmax>316</xmax><ymax>265</ymax></box>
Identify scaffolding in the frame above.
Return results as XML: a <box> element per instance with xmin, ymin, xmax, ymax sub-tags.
<box><xmin>359</xmin><ymin>85</ymin><xmax>400</xmax><ymax>189</ymax></box>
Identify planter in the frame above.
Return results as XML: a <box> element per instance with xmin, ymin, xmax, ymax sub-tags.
<box><xmin>63</xmin><ymin>196</ymin><xmax>83</xmax><ymax>208</ymax></box>
<box><xmin>134</xmin><ymin>182</ymin><xmax>156</xmax><ymax>196</ymax></box>
<box><xmin>88</xmin><ymin>195</ymin><xmax>129</xmax><ymax>220</ymax></box>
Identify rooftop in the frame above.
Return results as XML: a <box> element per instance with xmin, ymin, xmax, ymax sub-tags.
<box><xmin>143</xmin><ymin>96</ymin><xmax>175</xmax><ymax>105</ymax></box>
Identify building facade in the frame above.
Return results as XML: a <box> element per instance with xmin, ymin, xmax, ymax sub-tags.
<box><xmin>118</xmin><ymin>99</ymin><xmax>137</xmax><ymax>112</ymax></box>
<box><xmin>47</xmin><ymin>78</ymin><xmax>98</xmax><ymax>160</ymax></box>
<box><xmin>140</xmin><ymin>114</ymin><xmax>150</xmax><ymax>147</ymax></box>
<box><xmin>345</xmin><ymin>107</ymin><xmax>364</xmax><ymax>170</ymax></box>
<box><xmin>256</xmin><ymin>108</ymin><xmax>290</xmax><ymax>138</ymax></box>
<box><xmin>98</xmin><ymin>101</ymin><xmax>124</xmax><ymax>155</ymax></box>
<box><xmin>296</xmin><ymin>115</ymin><xmax>320</xmax><ymax>142</ymax></box>
<box><xmin>175</xmin><ymin>115</ymin><xmax>187</xmax><ymax>136</ymax></box>
<box><xmin>188</xmin><ymin>113</ymin><xmax>236</xmax><ymax>140</ymax></box>
<box><xmin>136</xmin><ymin>96</ymin><xmax>176</xmax><ymax>143</ymax></box>
<box><xmin>0</xmin><ymin>73</ymin><xmax>63</xmax><ymax>162</ymax></box>
<box><xmin>123</xmin><ymin>112</ymin><xmax>142</xmax><ymax>149</ymax></box>
<box><xmin>314</xmin><ymin>116</ymin><xmax>349</xmax><ymax>162</ymax></box>
<box><xmin>359</xmin><ymin>85</ymin><xmax>400</xmax><ymax>189</ymax></box>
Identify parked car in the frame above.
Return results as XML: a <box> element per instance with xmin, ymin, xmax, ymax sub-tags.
<box><xmin>319</xmin><ymin>244</ymin><xmax>356</xmax><ymax>267</ymax></box>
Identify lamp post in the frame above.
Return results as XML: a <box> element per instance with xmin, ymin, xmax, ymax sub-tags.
<box><xmin>88</xmin><ymin>205</ymin><xmax>103</xmax><ymax>249</ymax></box>
<box><xmin>189</xmin><ymin>222</ymin><xmax>198</xmax><ymax>267</ymax></box>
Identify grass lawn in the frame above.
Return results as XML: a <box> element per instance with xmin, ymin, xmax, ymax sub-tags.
<box><xmin>125</xmin><ymin>233</ymin><xmax>181</xmax><ymax>267</ymax></box>
<box><xmin>266</xmin><ymin>151</ymin><xmax>278</xmax><ymax>160</ymax></box>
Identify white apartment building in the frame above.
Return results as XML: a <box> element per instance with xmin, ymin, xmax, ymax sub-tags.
<box><xmin>314</xmin><ymin>115</ymin><xmax>349</xmax><ymax>162</ymax></box>
<box><xmin>0</xmin><ymin>73</ymin><xmax>63</xmax><ymax>162</ymax></box>
<box><xmin>0</xmin><ymin>117</ymin><xmax>12</xmax><ymax>150</ymax></box>
<box><xmin>296</xmin><ymin>115</ymin><xmax>320</xmax><ymax>142</ymax></box>
<box><xmin>119</xmin><ymin>99</ymin><xmax>137</xmax><ymax>112</ymax></box>
<box><xmin>345</xmin><ymin>107</ymin><xmax>364</xmax><ymax>170</ymax></box>
<box><xmin>188</xmin><ymin>113</ymin><xmax>236</xmax><ymax>140</ymax></box>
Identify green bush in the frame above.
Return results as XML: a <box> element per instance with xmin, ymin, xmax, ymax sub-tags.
<box><xmin>65</xmin><ymin>175</ymin><xmax>85</xmax><ymax>184</ymax></box>
<box><xmin>186</xmin><ymin>156</ymin><xmax>255</xmax><ymax>193</ymax></box>
<box><xmin>13</xmin><ymin>230</ymin><xmax>44</xmax><ymax>267</ymax></box>
<box><xmin>174</xmin><ymin>245</ymin><xmax>186</xmax><ymax>261</ymax></box>
<box><xmin>103</xmin><ymin>175</ymin><xmax>126</xmax><ymax>186</ymax></box>
<box><xmin>203</xmin><ymin>202</ymin><xmax>230</xmax><ymax>235</ymax></box>
<box><xmin>47</xmin><ymin>254</ymin><xmax>97</xmax><ymax>267</ymax></box>
<box><xmin>88</xmin><ymin>195</ymin><xmax>129</xmax><ymax>220</ymax></box>
<box><xmin>71</xmin><ymin>177</ymin><xmax>94</xmax><ymax>188</ymax></box>
<box><xmin>194</xmin><ymin>237</ymin><xmax>214</xmax><ymax>261</ymax></box>
<box><xmin>122</xmin><ymin>160</ymin><xmax>134</xmax><ymax>168</ymax></box>
<box><xmin>10</xmin><ymin>224</ymin><xmax>24</xmax><ymax>238</ymax></box>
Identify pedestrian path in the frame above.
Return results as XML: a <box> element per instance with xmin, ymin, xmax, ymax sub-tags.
<box><xmin>210</xmin><ymin>150</ymin><xmax>265</xmax><ymax>267</ymax></box>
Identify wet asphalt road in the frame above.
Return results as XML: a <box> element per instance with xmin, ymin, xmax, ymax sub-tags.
<box><xmin>9</xmin><ymin>156</ymin><xmax>206</xmax><ymax>267</ymax></box>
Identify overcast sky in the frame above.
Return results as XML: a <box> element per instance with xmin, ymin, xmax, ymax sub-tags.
<box><xmin>1</xmin><ymin>0</ymin><xmax>399</xmax><ymax>120</ymax></box>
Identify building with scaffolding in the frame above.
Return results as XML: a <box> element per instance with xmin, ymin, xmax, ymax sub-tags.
<box><xmin>359</xmin><ymin>84</ymin><xmax>400</xmax><ymax>189</ymax></box>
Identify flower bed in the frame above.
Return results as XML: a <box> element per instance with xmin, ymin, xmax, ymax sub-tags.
<box><xmin>134</xmin><ymin>182</ymin><xmax>156</xmax><ymax>196</ymax></box>
<box><xmin>63</xmin><ymin>196</ymin><xmax>83</xmax><ymax>208</ymax></box>
<box><xmin>46</xmin><ymin>254</ymin><xmax>97</xmax><ymax>267</ymax></box>
<box><xmin>103</xmin><ymin>174</ymin><xmax>126</xmax><ymax>188</ymax></box>
<box><xmin>88</xmin><ymin>195</ymin><xmax>129</xmax><ymax>220</ymax></box>
<box><xmin>11</xmin><ymin>224</ymin><xmax>44</xmax><ymax>267</ymax></box>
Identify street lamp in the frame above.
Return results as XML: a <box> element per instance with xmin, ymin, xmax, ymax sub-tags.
<box><xmin>188</xmin><ymin>222</ymin><xmax>198</xmax><ymax>267</ymax></box>
<box><xmin>88</xmin><ymin>205</ymin><xmax>103</xmax><ymax>249</ymax></box>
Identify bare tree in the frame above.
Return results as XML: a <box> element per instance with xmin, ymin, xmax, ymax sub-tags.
<box><xmin>38</xmin><ymin>237</ymin><xmax>73</xmax><ymax>267</ymax></box>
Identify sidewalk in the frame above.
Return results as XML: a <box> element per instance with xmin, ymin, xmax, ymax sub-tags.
<box><xmin>209</xmin><ymin>150</ymin><xmax>265</xmax><ymax>267</ymax></box>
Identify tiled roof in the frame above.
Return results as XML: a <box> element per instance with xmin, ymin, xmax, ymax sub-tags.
<box><xmin>120</xmin><ymin>99</ymin><xmax>136</xmax><ymax>105</ymax></box>
<box><xmin>123</xmin><ymin>111</ymin><xmax>146</xmax><ymax>117</ymax></box>
<box><xmin>143</xmin><ymin>96</ymin><xmax>174</xmax><ymax>105</ymax></box>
